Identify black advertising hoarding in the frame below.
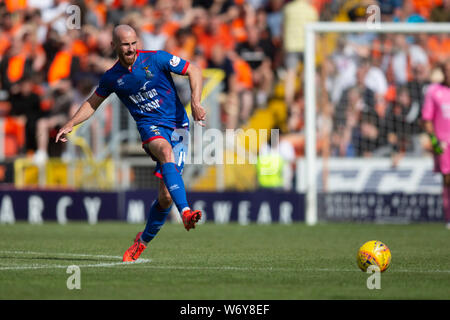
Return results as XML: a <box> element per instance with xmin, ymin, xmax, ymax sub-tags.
<box><xmin>0</xmin><ymin>189</ymin><xmax>443</xmax><ymax>224</ymax></box>
<box><xmin>0</xmin><ymin>189</ymin><xmax>304</xmax><ymax>224</ymax></box>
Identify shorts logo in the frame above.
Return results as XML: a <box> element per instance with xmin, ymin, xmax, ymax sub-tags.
<box><xmin>170</xmin><ymin>56</ymin><xmax>181</xmax><ymax>67</ymax></box>
<box><xmin>150</xmin><ymin>125</ymin><xmax>160</xmax><ymax>135</ymax></box>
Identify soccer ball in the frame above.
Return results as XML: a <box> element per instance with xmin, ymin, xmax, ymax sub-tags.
<box><xmin>357</xmin><ymin>240</ymin><xmax>391</xmax><ymax>272</ymax></box>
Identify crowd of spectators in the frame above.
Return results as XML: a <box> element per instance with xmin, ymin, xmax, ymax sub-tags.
<box><xmin>318</xmin><ymin>0</ymin><xmax>450</xmax><ymax>165</ymax></box>
<box><xmin>281</xmin><ymin>0</ymin><xmax>450</xmax><ymax>168</ymax></box>
<box><xmin>0</xmin><ymin>0</ymin><xmax>449</xmax><ymax>164</ymax></box>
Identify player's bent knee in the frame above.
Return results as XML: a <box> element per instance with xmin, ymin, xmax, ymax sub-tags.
<box><xmin>146</xmin><ymin>139</ymin><xmax>174</xmax><ymax>163</ymax></box>
<box><xmin>158</xmin><ymin>195</ymin><xmax>173</xmax><ymax>209</ymax></box>
<box><xmin>159</xmin><ymin>147</ymin><xmax>175</xmax><ymax>164</ymax></box>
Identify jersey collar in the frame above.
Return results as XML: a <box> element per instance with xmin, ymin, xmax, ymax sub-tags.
<box><xmin>117</xmin><ymin>53</ymin><xmax>140</xmax><ymax>73</ymax></box>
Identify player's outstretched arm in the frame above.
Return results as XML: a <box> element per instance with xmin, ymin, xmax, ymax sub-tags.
<box><xmin>185</xmin><ymin>63</ymin><xmax>206</xmax><ymax>126</ymax></box>
<box><xmin>56</xmin><ymin>93</ymin><xmax>105</xmax><ymax>143</ymax></box>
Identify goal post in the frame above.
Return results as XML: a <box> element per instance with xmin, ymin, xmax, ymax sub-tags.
<box><xmin>303</xmin><ymin>22</ymin><xmax>450</xmax><ymax>226</ymax></box>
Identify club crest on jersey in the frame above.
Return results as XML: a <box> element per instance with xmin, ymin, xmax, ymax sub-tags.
<box><xmin>143</xmin><ymin>66</ymin><xmax>153</xmax><ymax>79</ymax></box>
<box><xmin>117</xmin><ymin>78</ymin><xmax>124</xmax><ymax>86</ymax></box>
<box><xmin>170</xmin><ymin>55</ymin><xmax>180</xmax><ymax>67</ymax></box>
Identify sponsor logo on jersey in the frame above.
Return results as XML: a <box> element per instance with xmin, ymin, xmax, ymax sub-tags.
<box><xmin>129</xmin><ymin>88</ymin><xmax>161</xmax><ymax>112</ymax></box>
<box><xmin>140</xmin><ymin>81</ymin><xmax>151</xmax><ymax>92</ymax></box>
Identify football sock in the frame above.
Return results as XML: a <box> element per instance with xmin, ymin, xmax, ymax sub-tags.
<box><xmin>141</xmin><ymin>200</ymin><xmax>172</xmax><ymax>244</ymax></box>
<box><xmin>161</xmin><ymin>162</ymin><xmax>190</xmax><ymax>214</ymax></box>
<box><xmin>444</xmin><ymin>185</ymin><xmax>450</xmax><ymax>223</ymax></box>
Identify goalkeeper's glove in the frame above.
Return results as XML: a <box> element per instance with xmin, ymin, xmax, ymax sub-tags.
<box><xmin>429</xmin><ymin>134</ymin><xmax>444</xmax><ymax>155</ymax></box>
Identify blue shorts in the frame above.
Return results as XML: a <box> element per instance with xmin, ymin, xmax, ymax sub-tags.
<box><xmin>141</xmin><ymin>125</ymin><xmax>189</xmax><ymax>179</ymax></box>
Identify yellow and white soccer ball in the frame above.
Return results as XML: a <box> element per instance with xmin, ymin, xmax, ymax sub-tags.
<box><xmin>357</xmin><ymin>240</ymin><xmax>391</xmax><ymax>272</ymax></box>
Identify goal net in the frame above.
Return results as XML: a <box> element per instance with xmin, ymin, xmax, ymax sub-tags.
<box><xmin>299</xmin><ymin>22</ymin><xmax>450</xmax><ymax>225</ymax></box>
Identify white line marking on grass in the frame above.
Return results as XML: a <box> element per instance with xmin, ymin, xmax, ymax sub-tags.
<box><xmin>113</xmin><ymin>264</ymin><xmax>450</xmax><ymax>274</ymax></box>
<box><xmin>1</xmin><ymin>251</ymin><xmax>448</xmax><ymax>274</ymax></box>
<box><xmin>0</xmin><ymin>250</ymin><xmax>123</xmax><ymax>260</ymax></box>
<box><xmin>0</xmin><ymin>250</ymin><xmax>151</xmax><ymax>271</ymax></box>
<box><xmin>310</xmin><ymin>268</ymin><xmax>450</xmax><ymax>274</ymax></box>
<box><xmin>0</xmin><ymin>260</ymin><xmax>151</xmax><ymax>271</ymax></box>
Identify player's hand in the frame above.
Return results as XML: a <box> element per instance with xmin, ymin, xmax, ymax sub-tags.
<box><xmin>192</xmin><ymin>104</ymin><xmax>206</xmax><ymax>127</ymax></box>
<box><xmin>55</xmin><ymin>122</ymin><xmax>74</xmax><ymax>143</ymax></box>
<box><xmin>430</xmin><ymin>134</ymin><xmax>444</xmax><ymax>155</ymax></box>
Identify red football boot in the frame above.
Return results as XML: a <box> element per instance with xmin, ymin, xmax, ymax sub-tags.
<box><xmin>122</xmin><ymin>232</ymin><xmax>147</xmax><ymax>262</ymax></box>
<box><xmin>182</xmin><ymin>209</ymin><xmax>202</xmax><ymax>231</ymax></box>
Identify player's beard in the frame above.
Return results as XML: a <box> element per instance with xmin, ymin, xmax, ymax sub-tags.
<box><xmin>122</xmin><ymin>51</ymin><xmax>136</xmax><ymax>66</ymax></box>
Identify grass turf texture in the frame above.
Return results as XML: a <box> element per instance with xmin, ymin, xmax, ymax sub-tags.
<box><xmin>0</xmin><ymin>222</ymin><xmax>448</xmax><ymax>300</ymax></box>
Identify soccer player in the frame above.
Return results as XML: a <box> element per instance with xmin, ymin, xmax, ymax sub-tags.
<box><xmin>55</xmin><ymin>25</ymin><xmax>206</xmax><ymax>260</ymax></box>
<box><xmin>422</xmin><ymin>59</ymin><xmax>450</xmax><ymax>229</ymax></box>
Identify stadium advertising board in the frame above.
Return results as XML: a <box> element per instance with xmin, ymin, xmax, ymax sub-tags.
<box><xmin>123</xmin><ymin>191</ymin><xmax>304</xmax><ymax>225</ymax></box>
<box><xmin>0</xmin><ymin>190</ymin><xmax>119</xmax><ymax>224</ymax></box>
<box><xmin>0</xmin><ymin>188</ymin><xmax>443</xmax><ymax>224</ymax></box>
<box><xmin>318</xmin><ymin>192</ymin><xmax>442</xmax><ymax>222</ymax></box>
<box><xmin>297</xmin><ymin>157</ymin><xmax>443</xmax><ymax>222</ymax></box>
<box><xmin>297</xmin><ymin>158</ymin><xmax>441</xmax><ymax>194</ymax></box>
<box><xmin>0</xmin><ymin>190</ymin><xmax>304</xmax><ymax>224</ymax></box>
<box><xmin>0</xmin><ymin>157</ymin><xmax>444</xmax><ymax>224</ymax></box>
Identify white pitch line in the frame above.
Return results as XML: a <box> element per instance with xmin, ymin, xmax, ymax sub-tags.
<box><xmin>0</xmin><ymin>259</ymin><xmax>151</xmax><ymax>271</ymax></box>
<box><xmin>0</xmin><ymin>250</ymin><xmax>123</xmax><ymax>260</ymax></box>
<box><xmin>0</xmin><ymin>250</ymin><xmax>151</xmax><ymax>271</ymax></box>
<box><xmin>0</xmin><ymin>250</ymin><xmax>448</xmax><ymax>274</ymax></box>
<box><xmin>111</xmin><ymin>264</ymin><xmax>450</xmax><ymax>274</ymax></box>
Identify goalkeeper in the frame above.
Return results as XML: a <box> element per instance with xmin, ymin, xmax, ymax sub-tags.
<box><xmin>422</xmin><ymin>59</ymin><xmax>450</xmax><ymax>229</ymax></box>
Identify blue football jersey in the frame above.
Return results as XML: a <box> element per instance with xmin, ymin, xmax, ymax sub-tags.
<box><xmin>95</xmin><ymin>50</ymin><xmax>190</xmax><ymax>136</ymax></box>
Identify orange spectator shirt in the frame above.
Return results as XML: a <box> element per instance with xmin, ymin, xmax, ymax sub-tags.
<box><xmin>194</xmin><ymin>23</ymin><xmax>234</xmax><ymax>60</ymax></box>
<box><xmin>71</xmin><ymin>39</ymin><xmax>89</xmax><ymax>69</ymax></box>
<box><xmin>48</xmin><ymin>51</ymin><xmax>72</xmax><ymax>85</ymax></box>
<box><xmin>5</xmin><ymin>0</ymin><xmax>27</xmax><ymax>12</ymax></box>
<box><xmin>412</xmin><ymin>0</ymin><xmax>442</xmax><ymax>19</ymax></box>
<box><xmin>233</xmin><ymin>58</ymin><xmax>253</xmax><ymax>90</ymax></box>
<box><xmin>0</xmin><ymin>32</ymin><xmax>10</xmax><ymax>58</ymax></box>
<box><xmin>427</xmin><ymin>36</ymin><xmax>450</xmax><ymax>64</ymax></box>
<box><xmin>7</xmin><ymin>54</ymin><xmax>26</xmax><ymax>83</ymax></box>
<box><xmin>161</xmin><ymin>21</ymin><xmax>180</xmax><ymax>38</ymax></box>
<box><xmin>230</xmin><ymin>18</ymin><xmax>247</xmax><ymax>44</ymax></box>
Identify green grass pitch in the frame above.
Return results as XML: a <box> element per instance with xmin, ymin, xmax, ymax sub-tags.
<box><xmin>0</xmin><ymin>222</ymin><xmax>449</xmax><ymax>300</ymax></box>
